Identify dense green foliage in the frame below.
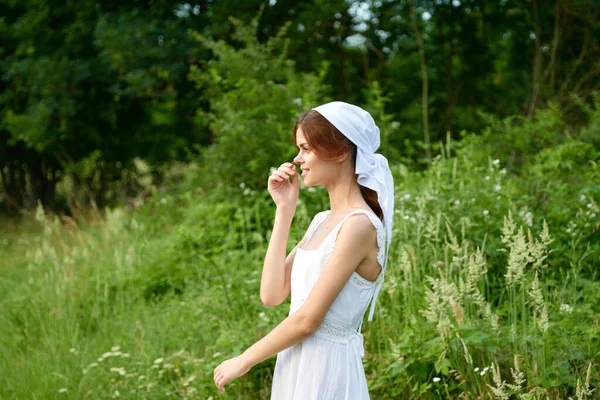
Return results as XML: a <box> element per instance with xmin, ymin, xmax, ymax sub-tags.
<box><xmin>1</xmin><ymin>1</ymin><xmax>599</xmax><ymax>399</ymax></box>
<box><xmin>0</xmin><ymin>102</ymin><xmax>598</xmax><ymax>398</ymax></box>
<box><xmin>1</xmin><ymin>0</ymin><xmax>599</xmax><ymax>211</ymax></box>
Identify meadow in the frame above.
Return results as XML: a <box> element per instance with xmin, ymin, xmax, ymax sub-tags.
<box><xmin>1</xmin><ymin>103</ymin><xmax>599</xmax><ymax>399</ymax></box>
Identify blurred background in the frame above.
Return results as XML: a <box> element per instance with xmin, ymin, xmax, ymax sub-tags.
<box><xmin>0</xmin><ymin>1</ymin><xmax>599</xmax><ymax>399</ymax></box>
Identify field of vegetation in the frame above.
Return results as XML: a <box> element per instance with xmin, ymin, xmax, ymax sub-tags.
<box><xmin>1</xmin><ymin>101</ymin><xmax>599</xmax><ymax>399</ymax></box>
<box><xmin>1</xmin><ymin>2</ymin><xmax>599</xmax><ymax>398</ymax></box>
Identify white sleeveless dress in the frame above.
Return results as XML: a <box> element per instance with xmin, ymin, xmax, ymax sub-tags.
<box><xmin>270</xmin><ymin>209</ymin><xmax>388</xmax><ymax>400</ymax></box>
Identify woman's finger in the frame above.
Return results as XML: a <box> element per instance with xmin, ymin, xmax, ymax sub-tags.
<box><xmin>279</xmin><ymin>165</ymin><xmax>295</xmax><ymax>174</ymax></box>
<box><xmin>272</xmin><ymin>170</ymin><xmax>289</xmax><ymax>180</ymax></box>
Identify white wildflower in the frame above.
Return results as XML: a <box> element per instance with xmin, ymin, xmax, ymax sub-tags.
<box><xmin>494</xmin><ymin>184</ymin><xmax>502</xmax><ymax>191</ymax></box>
<box><xmin>483</xmin><ymin>210</ymin><xmax>489</xmax><ymax>216</ymax></box>
<box><xmin>58</xmin><ymin>388</ymin><xmax>68</xmax><ymax>393</ymax></box>
<box><xmin>493</xmin><ymin>159</ymin><xmax>500</xmax><ymax>165</ymax></box>
<box><xmin>433</xmin><ymin>377</ymin><xmax>441</xmax><ymax>382</ymax></box>
<box><xmin>560</xmin><ymin>304</ymin><xmax>573</xmax><ymax>314</ymax></box>
<box><xmin>110</xmin><ymin>367</ymin><xmax>126</xmax><ymax>376</ymax></box>
<box><xmin>154</xmin><ymin>357</ymin><xmax>164</xmax><ymax>364</ymax></box>
<box><xmin>474</xmin><ymin>367</ymin><xmax>480</xmax><ymax>372</ymax></box>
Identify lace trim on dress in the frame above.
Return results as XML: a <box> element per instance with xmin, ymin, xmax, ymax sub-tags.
<box><xmin>350</xmin><ymin>273</ymin><xmax>377</xmax><ymax>287</ymax></box>
<box><xmin>316</xmin><ymin>318</ymin><xmax>355</xmax><ymax>338</ymax></box>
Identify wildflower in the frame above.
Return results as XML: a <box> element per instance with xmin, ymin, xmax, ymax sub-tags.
<box><xmin>69</xmin><ymin>348</ymin><xmax>77</xmax><ymax>353</ymax></box>
<box><xmin>493</xmin><ymin>159</ymin><xmax>500</xmax><ymax>165</ymax></box>
<box><xmin>454</xmin><ymin>199</ymin><xmax>460</xmax><ymax>206</ymax></box>
<box><xmin>433</xmin><ymin>377</ymin><xmax>441</xmax><ymax>382</ymax></box>
<box><xmin>484</xmin><ymin>176</ymin><xmax>490</xmax><ymax>181</ymax></box>
<box><xmin>560</xmin><ymin>304</ymin><xmax>573</xmax><ymax>314</ymax></box>
<box><xmin>110</xmin><ymin>367</ymin><xmax>126</xmax><ymax>376</ymax></box>
<box><xmin>494</xmin><ymin>184</ymin><xmax>502</xmax><ymax>191</ymax></box>
<box><xmin>483</xmin><ymin>210</ymin><xmax>489</xmax><ymax>216</ymax></box>
<box><xmin>58</xmin><ymin>388</ymin><xmax>68</xmax><ymax>393</ymax></box>
<box><xmin>500</xmin><ymin>168</ymin><xmax>507</xmax><ymax>174</ymax></box>
<box><xmin>480</xmin><ymin>370</ymin><xmax>486</xmax><ymax>376</ymax></box>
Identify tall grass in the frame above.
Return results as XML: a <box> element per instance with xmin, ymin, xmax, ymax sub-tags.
<box><xmin>1</xmin><ymin>130</ymin><xmax>599</xmax><ymax>398</ymax></box>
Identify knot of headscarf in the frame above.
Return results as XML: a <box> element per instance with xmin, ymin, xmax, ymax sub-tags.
<box><xmin>311</xmin><ymin>101</ymin><xmax>395</xmax><ymax>321</ymax></box>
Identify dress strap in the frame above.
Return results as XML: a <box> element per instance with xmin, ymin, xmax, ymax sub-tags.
<box><xmin>304</xmin><ymin>211</ymin><xmax>329</xmax><ymax>243</ymax></box>
<box><xmin>367</xmin><ymin>228</ymin><xmax>388</xmax><ymax>321</ymax></box>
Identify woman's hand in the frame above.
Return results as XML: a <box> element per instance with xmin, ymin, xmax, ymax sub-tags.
<box><xmin>268</xmin><ymin>162</ymin><xmax>300</xmax><ymax>209</ymax></box>
<box><xmin>213</xmin><ymin>354</ymin><xmax>251</xmax><ymax>393</ymax></box>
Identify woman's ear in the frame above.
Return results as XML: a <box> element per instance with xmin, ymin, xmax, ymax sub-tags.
<box><xmin>334</xmin><ymin>150</ymin><xmax>350</xmax><ymax>164</ymax></box>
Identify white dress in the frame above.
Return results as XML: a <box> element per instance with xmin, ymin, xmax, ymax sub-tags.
<box><xmin>270</xmin><ymin>209</ymin><xmax>388</xmax><ymax>400</ymax></box>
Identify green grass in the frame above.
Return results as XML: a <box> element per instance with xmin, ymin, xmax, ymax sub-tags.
<box><xmin>1</xmin><ymin>136</ymin><xmax>599</xmax><ymax>399</ymax></box>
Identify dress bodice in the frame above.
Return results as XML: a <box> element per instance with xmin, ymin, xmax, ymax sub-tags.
<box><xmin>288</xmin><ymin>209</ymin><xmax>387</xmax><ymax>335</ymax></box>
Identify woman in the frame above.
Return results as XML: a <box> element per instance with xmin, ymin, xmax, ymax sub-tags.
<box><xmin>213</xmin><ymin>101</ymin><xmax>394</xmax><ymax>399</ymax></box>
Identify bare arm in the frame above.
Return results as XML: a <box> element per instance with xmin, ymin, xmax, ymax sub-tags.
<box><xmin>213</xmin><ymin>215</ymin><xmax>375</xmax><ymax>393</ymax></box>
<box><xmin>260</xmin><ymin>206</ymin><xmax>305</xmax><ymax>306</ymax></box>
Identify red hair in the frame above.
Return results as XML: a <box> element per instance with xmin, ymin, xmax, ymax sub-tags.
<box><xmin>293</xmin><ymin>110</ymin><xmax>383</xmax><ymax>221</ymax></box>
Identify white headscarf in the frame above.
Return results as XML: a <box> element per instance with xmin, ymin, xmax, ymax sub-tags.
<box><xmin>311</xmin><ymin>101</ymin><xmax>394</xmax><ymax>321</ymax></box>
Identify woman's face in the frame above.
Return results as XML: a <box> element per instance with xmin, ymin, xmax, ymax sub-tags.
<box><xmin>293</xmin><ymin>126</ymin><xmax>340</xmax><ymax>187</ymax></box>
